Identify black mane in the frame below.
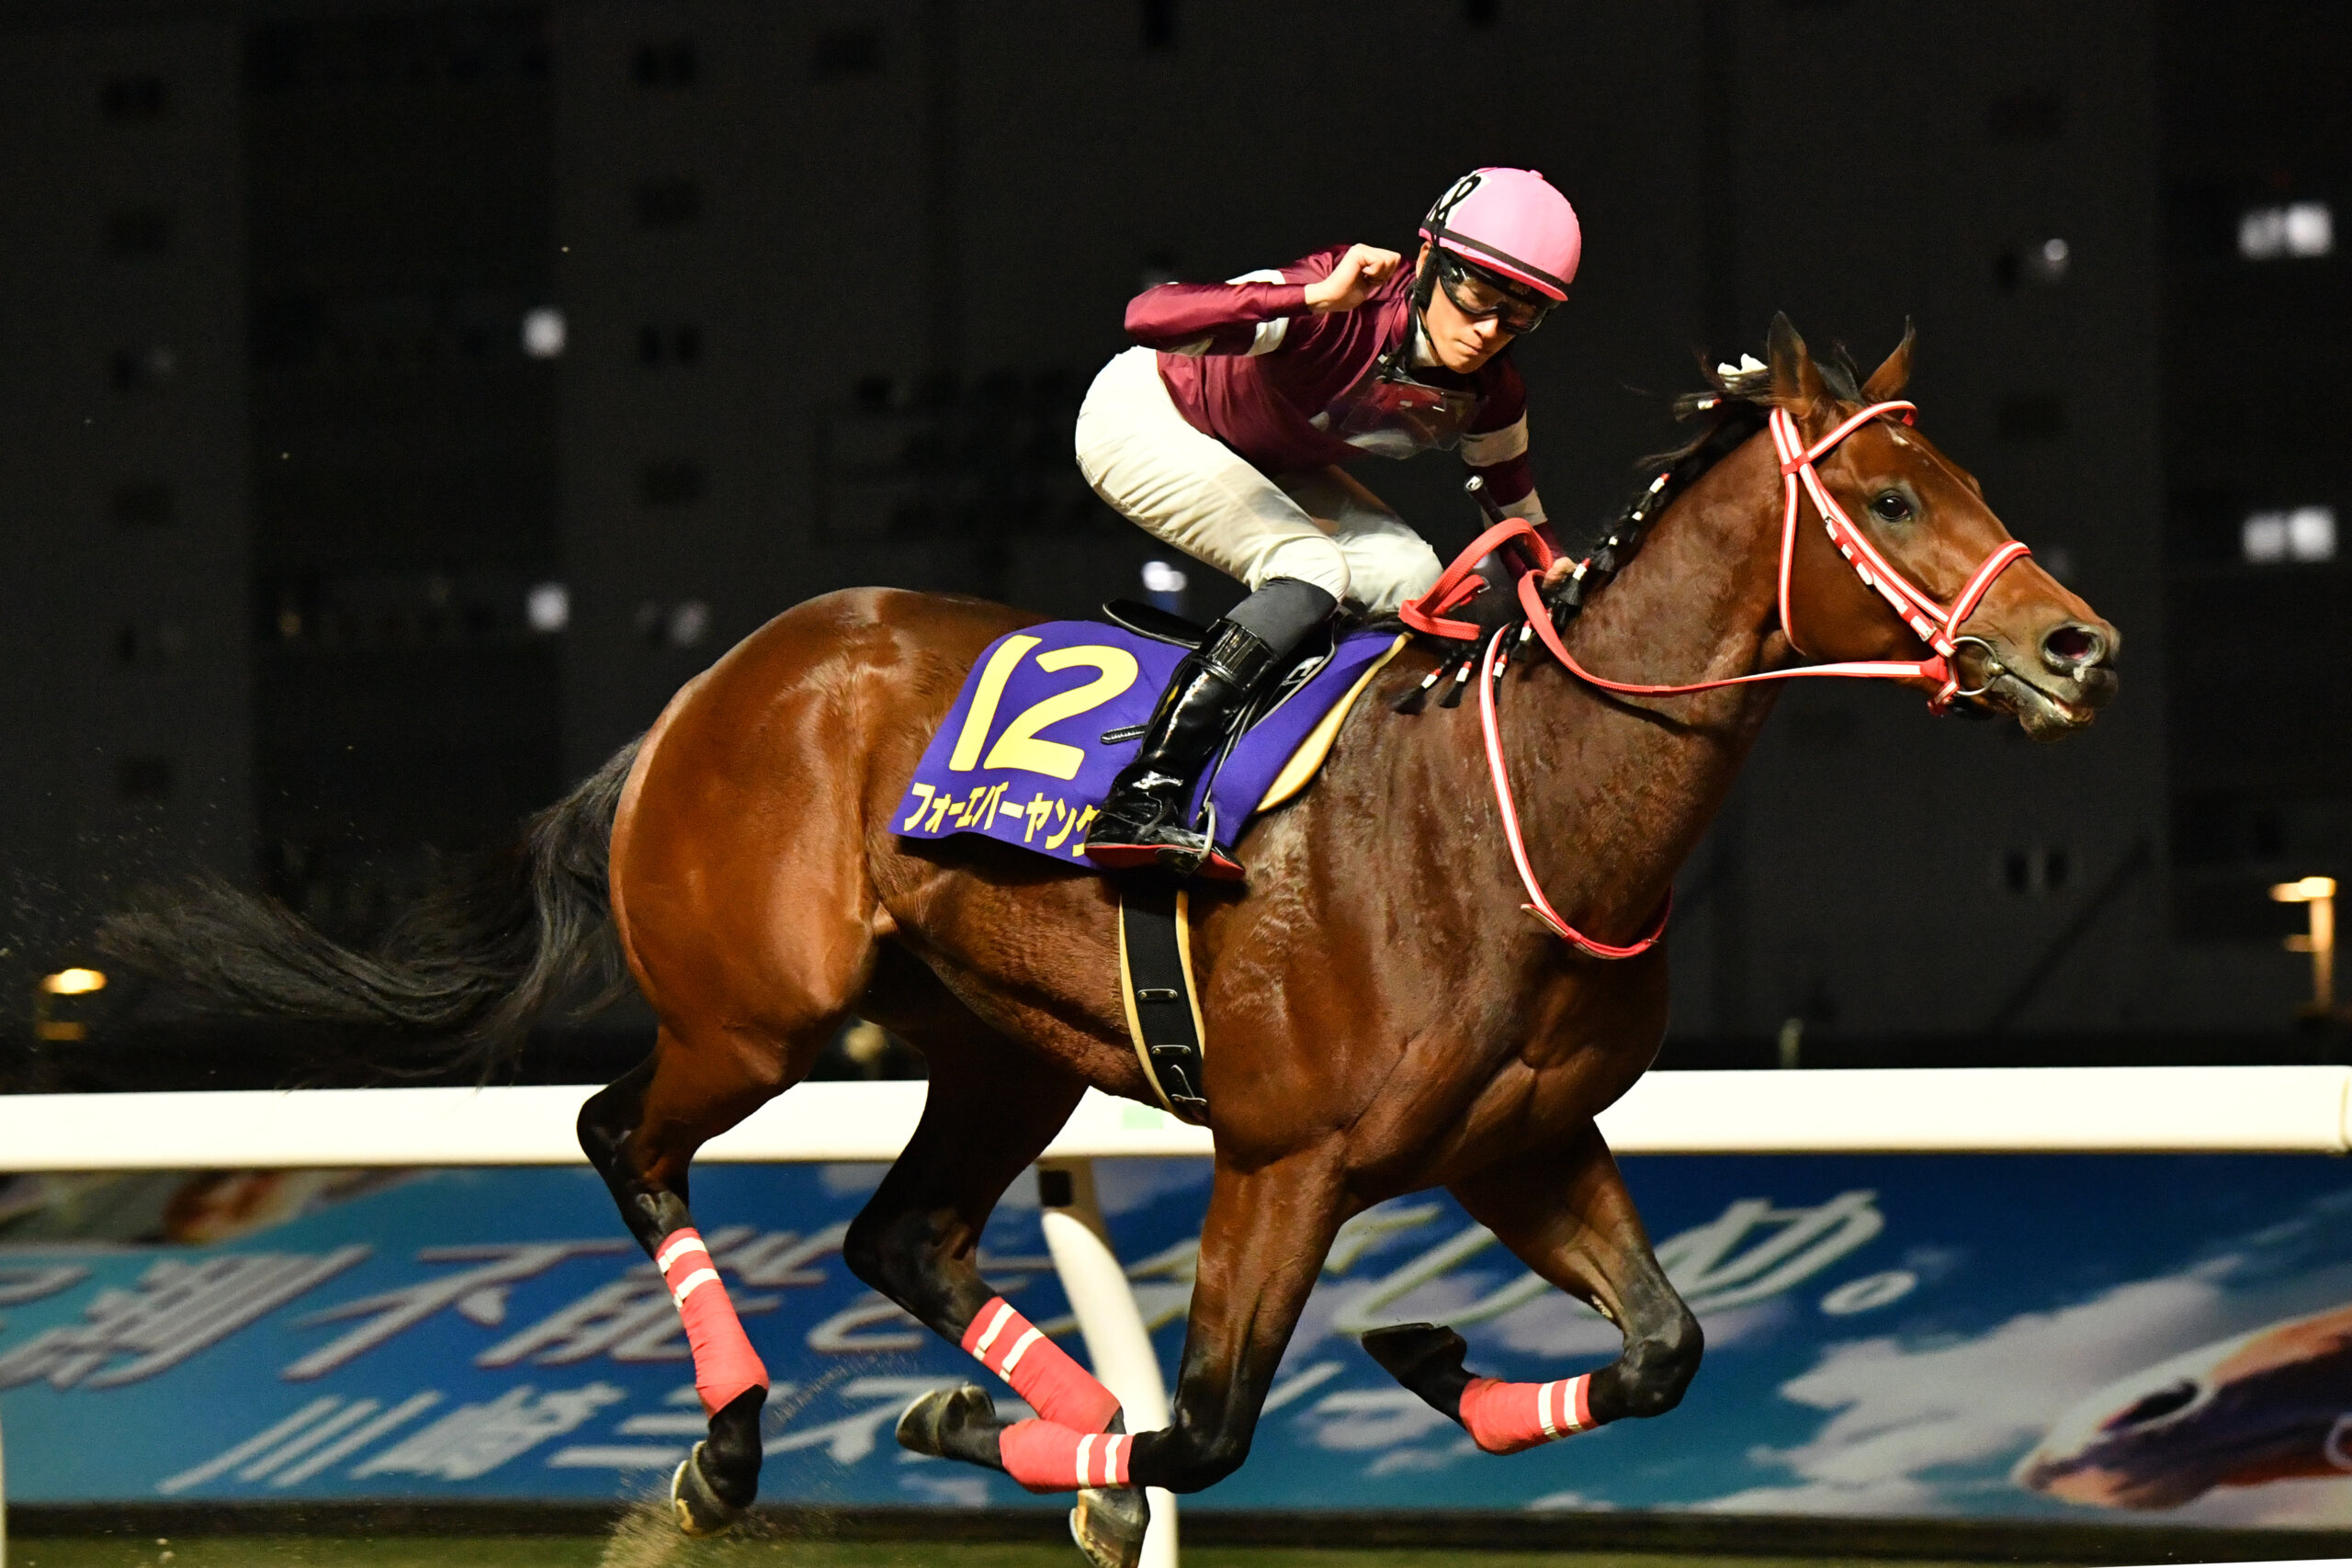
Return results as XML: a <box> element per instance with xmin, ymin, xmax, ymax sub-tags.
<box><xmin>1385</xmin><ymin>350</ymin><xmax>1813</xmax><ymax>701</ymax></box>
<box><xmin>1534</xmin><ymin>359</ymin><xmax>1785</xmax><ymax>625</ymax></box>
<box><xmin>1632</xmin><ymin>333</ymin><xmax>1888</xmax><ymax>514</ymax></box>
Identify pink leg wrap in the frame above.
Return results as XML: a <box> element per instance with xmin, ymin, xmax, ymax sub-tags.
<box><xmin>1460</xmin><ymin>1372</ymin><xmax>1601</xmax><ymax>1455</ymax></box>
<box><xmin>999</xmin><ymin>1419</ymin><xmax>1134</xmax><ymax>1493</ymax></box>
<box><xmin>657</xmin><ymin>1227</ymin><xmax>769</xmax><ymax>1416</ymax></box>
<box><xmin>960</xmin><ymin>1297</ymin><xmax>1121</xmax><ymax>1434</ymax></box>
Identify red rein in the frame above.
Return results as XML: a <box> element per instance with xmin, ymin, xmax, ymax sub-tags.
<box><xmin>1405</xmin><ymin>399</ymin><xmax>2033</xmax><ymax>960</ymax></box>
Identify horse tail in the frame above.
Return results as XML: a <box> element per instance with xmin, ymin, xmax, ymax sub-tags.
<box><xmin>100</xmin><ymin>738</ymin><xmax>643</xmax><ymax>1076</ymax></box>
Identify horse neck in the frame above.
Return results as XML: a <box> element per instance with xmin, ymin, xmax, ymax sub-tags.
<box><xmin>1510</xmin><ymin>430</ymin><xmax>1791</xmax><ymax>924</ymax></box>
<box><xmin>1570</xmin><ymin>429</ymin><xmax>1786</xmax><ymax>692</ymax></box>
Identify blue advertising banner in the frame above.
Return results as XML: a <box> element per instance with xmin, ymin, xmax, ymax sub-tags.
<box><xmin>4</xmin><ymin>1151</ymin><xmax>2350</xmax><ymax>1528</ymax></box>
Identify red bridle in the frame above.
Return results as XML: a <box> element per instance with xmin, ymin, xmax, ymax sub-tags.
<box><xmin>1768</xmin><ymin>402</ymin><xmax>2032</xmax><ymax>700</ymax></box>
<box><xmin>1402</xmin><ymin>398</ymin><xmax>2036</xmax><ymax>959</ymax></box>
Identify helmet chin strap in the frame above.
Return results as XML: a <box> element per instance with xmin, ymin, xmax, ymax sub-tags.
<box><xmin>1409</xmin><ymin>243</ymin><xmax>1441</xmax><ymax>312</ymax></box>
<box><xmin>1407</xmin><ymin>312</ymin><xmax>1441</xmax><ymax>371</ymax></box>
<box><xmin>1377</xmin><ymin>250</ymin><xmax>1444</xmax><ymax>385</ymax></box>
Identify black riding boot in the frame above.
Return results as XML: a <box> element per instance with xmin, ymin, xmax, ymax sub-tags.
<box><xmin>1086</xmin><ymin>578</ymin><xmax>1336</xmax><ymax>880</ymax></box>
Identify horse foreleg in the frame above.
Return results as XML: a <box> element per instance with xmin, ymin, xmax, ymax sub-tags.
<box><xmin>1366</xmin><ymin>1122</ymin><xmax>1701</xmax><ymax>1453</ymax></box>
<box><xmin>1121</xmin><ymin>1148</ymin><xmax>1348</xmax><ymax>1494</ymax></box>
<box><xmin>578</xmin><ymin>1025</ymin><xmax>807</xmax><ymax>1533</ymax></box>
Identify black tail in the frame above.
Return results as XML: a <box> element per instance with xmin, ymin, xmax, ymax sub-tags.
<box><xmin>100</xmin><ymin>739</ymin><xmax>643</xmax><ymax>1076</ymax></box>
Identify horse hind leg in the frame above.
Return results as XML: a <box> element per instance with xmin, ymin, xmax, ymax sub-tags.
<box><xmin>837</xmin><ymin>1035</ymin><xmax>1150</xmax><ymax>1565</ymax></box>
<box><xmin>886</xmin><ymin>1134</ymin><xmax>1350</xmax><ymax>1562</ymax></box>
<box><xmin>578</xmin><ymin>1020</ymin><xmax>826</xmax><ymax>1535</ymax></box>
<box><xmin>1366</xmin><ymin>1122</ymin><xmax>1701</xmax><ymax>1455</ymax></box>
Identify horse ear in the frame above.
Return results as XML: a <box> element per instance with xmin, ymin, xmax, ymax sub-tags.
<box><xmin>1862</xmin><ymin>318</ymin><xmax>1917</xmax><ymax>402</ymax></box>
<box><xmin>1767</xmin><ymin>312</ymin><xmax>1828</xmax><ymax>423</ymax></box>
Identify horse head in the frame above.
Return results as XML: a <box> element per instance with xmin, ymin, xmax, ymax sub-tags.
<box><xmin>2013</xmin><ymin>1302</ymin><xmax>2352</xmax><ymax>1509</ymax></box>
<box><xmin>1761</xmin><ymin>314</ymin><xmax>2120</xmax><ymax>740</ymax></box>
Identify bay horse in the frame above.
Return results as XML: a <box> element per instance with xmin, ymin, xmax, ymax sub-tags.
<box><xmin>104</xmin><ymin>318</ymin><xmax>2117</xmax><ymax>1564</ymax></box>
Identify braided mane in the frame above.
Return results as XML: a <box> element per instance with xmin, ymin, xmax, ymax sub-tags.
<box><xmin>1385</xmin><ymin>343</ymin><xmax>1867</xmax><ymax>692</ymax></box>
<box><xmin>1533</xmin><ymin>355</ymin><xmax>1797</xmax><ymax>627</ymax></box>
<box><xmin>1542</xmin><ymin>337</ymin><xmax>1882</xmax><ymax>619</ymax></box>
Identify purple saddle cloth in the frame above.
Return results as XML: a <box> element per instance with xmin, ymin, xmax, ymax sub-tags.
<box><xmin>894</xmin><ymin>622</ymin><xmax>1402</xmax><ymax>865</ymax></box>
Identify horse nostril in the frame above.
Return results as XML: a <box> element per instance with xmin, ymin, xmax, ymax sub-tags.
<box><xmin>2041</xmin><ymin>623</ymin><xmax>2107</xmax><ymax>673</ymax></box>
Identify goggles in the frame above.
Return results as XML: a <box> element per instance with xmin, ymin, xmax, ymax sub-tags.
<box><xmin>1433</xmin><ymin>250</ymin><xmax>1555</xmax><ymax>336</ymax></box>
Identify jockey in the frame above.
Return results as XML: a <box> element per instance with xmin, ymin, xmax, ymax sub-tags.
<box><xmin>1076</xmin><ymin>167</ymin><xmax>1580</xmax><ymax>878</ymax></box>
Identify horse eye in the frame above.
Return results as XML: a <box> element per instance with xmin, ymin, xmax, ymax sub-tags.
<box><xmin>1871</xmin><ymin>491</ymin><xmax>1913</xmax><ymax>524</ymax></box>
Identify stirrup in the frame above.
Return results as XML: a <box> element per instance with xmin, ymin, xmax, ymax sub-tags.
<box><xmin>1086</xmin><ymin>833</ymin><xmax>1243</xmax><ymax>882</ymax></box>
<box><xmin>1085</xmin><ymin>802</ymin><xmax>1240</xmax><ymax>881</ymax></box>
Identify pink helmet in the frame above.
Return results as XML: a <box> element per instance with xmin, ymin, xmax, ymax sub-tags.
<box><xmin>1419</xmin><ymin>168</ymin><xmax>1582</xmax><ymax>301</ymax></box>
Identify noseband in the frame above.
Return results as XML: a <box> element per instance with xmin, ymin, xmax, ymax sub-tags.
<box><xmin>1402</xmin><ymin>397</ymin><xmax>2035</xmax><ymax>959</ymax></box>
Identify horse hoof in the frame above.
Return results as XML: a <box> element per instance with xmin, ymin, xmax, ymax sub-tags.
<box><xmin>1363</xmin><ymin>1320</ymin><xmax>1468</xmax><ymax>1382</ymax></box>
<box><xmin>1069</xmin><ymin>1484</ymin><xmax>1150</xmax><ymax>1568</ymax></box>
<box><xmin>670</xmin><ymin>1441</ymin><xmax>743</xmax><ymax>1538</ymax></box>
<box><xmin>895</xmin><ymin>1382</ymin><xmax>996</xmax><ymax>1461</ymax></box>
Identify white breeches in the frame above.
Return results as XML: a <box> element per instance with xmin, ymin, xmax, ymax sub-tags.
<box><xmin>1074</xmin><ymin>345</ymin><xmax>1443</xmax><ymax>617</ymax></box>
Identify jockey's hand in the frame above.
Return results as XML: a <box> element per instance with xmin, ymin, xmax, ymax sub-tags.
<box><xmin>1543</xmin><ymin>555</ymin><xmax>1579</xmax><ymax>592</ymax></box>
<box><xmin>1304</xmin><ymin>244</ymin><xmax>1403</xmax><ymax>313</ymax></box>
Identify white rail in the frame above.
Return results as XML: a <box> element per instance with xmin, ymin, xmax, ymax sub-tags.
<box><xmin>1597</xmin><ymin>1065</ymin><xmax>2352</xmax><ymax>1155</ymax></box>
<box><xmin>0</xmin><ymin>1066</ymin><xmax>2343</xmax><ymax>1171</ymax></box>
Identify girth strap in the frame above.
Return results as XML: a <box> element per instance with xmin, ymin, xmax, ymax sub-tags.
<box><xmin>1116</xmin><ymin>877</ymin><xmax>1210</xmax><ymax>1122</ymax></box>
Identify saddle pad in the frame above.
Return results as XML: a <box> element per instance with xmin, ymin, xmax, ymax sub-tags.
<box><xmin>895</xmin><ymin>621</ymin><xmax>1404</xmax><ymax>863</ymax></box>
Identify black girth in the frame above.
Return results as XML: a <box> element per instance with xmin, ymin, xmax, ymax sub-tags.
<box><xmin>1115</xmin><ymin>874</ymin><xmax>1209</xmax><ymax>1123</ymax></box>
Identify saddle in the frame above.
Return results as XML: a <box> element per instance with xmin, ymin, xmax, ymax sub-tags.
<box><xmin>892</xmin><ymin>604</ymin><xmax>1405</xmax><ymax>1125</ymax></box>
<box><xmin>1097</xmin><ymin>597</ymin><xmax>1211</xmax><ymax>649</ymax></box>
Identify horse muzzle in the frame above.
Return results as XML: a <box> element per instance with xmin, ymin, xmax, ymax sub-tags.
<box><xmin>1955</xmin><ymin>618</ymin><xmax>2120</xmax><ymax>739</ymax></box>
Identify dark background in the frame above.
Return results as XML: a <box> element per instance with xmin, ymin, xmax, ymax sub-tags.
<box><xmin>0</xmin><ymin>0</ymin><xmax>2342</xmax><ymax>1086</ymax></box>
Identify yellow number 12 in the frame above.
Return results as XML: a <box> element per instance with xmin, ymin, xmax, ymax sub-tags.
<box><xmin>945</xmin><ymin>640</ymin><xmax>1141</xmax><ymax>782</ymax></box>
